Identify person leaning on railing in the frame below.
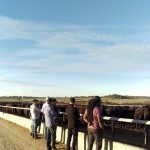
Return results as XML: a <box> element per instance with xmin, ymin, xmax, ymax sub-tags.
<box><xmin>83</xmin><ymin>96</ymin><xmax>104</xmax><ymax>150</ymax></box>
<box><xmin>41</xmin><ymin>96</ymin><xmax>51</xmax><ymax>140</ymax></box>
<box><xmin>66</xmin><ymin>97</ymin><xmax>80</xmax><ymax>150</ymax></box>
<box><xmin>43</xmin><ymin>98</ymin><xmax>57</xmax><ymax>150</ymax></box>
<box><xmin>51</xmin><ymin>98</ymin><xmax>58</xmax><ymax>144</ymax></box>
<box><xmin>30</xmin><ymin>99</ymin><xmax>41</xmax><ymax>139</ymax></box>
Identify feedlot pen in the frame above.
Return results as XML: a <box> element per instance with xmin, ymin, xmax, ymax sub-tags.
<box><xmin>0</xmin><ymin>105</ymin><xmax>150</xmax><ymax>150</ymax></box>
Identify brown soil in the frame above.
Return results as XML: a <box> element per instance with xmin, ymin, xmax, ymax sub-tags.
<box><xmin>0</xmin><ymin>118</ymin><xmax>66</xmax><ymax>150</ymax></box>
<box><xmin>0</xmin><ymin>117</ymin><xmax>149</xmax><ymax>150</ymax></box>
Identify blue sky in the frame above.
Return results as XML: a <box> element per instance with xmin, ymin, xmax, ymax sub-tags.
<box><xmin>0</xmin><ymin>0</ymin><xmax>150</xmax><ymax>97</ymax></box>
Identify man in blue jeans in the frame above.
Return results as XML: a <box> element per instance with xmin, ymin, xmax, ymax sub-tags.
<box><xmin>30</xmin><ymin>99</ymin><xmax>41</xmax><ymax>139</ymax></box>
<box><xmin>43</xmin><ymin>98</ymin><xmax>57</xmax><ymax>150</ymax></box>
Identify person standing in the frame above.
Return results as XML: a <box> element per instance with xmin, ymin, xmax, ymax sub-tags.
<box><xmin>83</xmin><ymin>96</ymin><xmax>103</xmax><ymax>150</ymax></box>
<box><xmin>30</xmin><ymin>99</ymin><xmax>41</xmax><ymax>139</ymax></box>
<box><xmin>43</xmin><ymin>98</ymin><xmax>57</xmax><ymax>150</ymax></box>
<box><xmin>51</xmin><ymin>98</ymin><xmax>58</xmax><ymax>143</ymax></box>
<box><xmin>41</xmin><ymin>96</ymin><xmax>50</xmax><ymax>139</ymax></box>
<box><xmin>66</xmin><ymin>97</ymin><xmax>80</xmax><ymax>150</ymax></box>
<box><xmin>41</xmin><ymin>96</ymin><xmax>49</xmax><ymax>112</ymax></box>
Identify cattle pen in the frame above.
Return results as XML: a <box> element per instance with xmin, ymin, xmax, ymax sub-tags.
<box><xmin>0</xmin><ymin>105</ymin><xmax>149</xmax><ymax>150</ymax></box>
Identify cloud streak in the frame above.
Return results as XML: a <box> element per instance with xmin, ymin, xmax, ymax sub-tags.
<box><xmin>0</xmin><ymin>15</ymin><xmax>150</xmax><ymax>74</ymax></box>
<box><xmin>0</xmin><ymin>0</ymin><xmax>150</xmax><ymax>97</ymax></box>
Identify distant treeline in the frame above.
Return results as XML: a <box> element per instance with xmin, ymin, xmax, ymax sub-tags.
<box><xmin>0</xmin><ymin>94</ymin><xmax>150</xmax><ymax>100</ymax></box>
<box><xmin>105</xmin><ymin>94</ymin><xmax>150</xmax><ymax>99</ymax></box>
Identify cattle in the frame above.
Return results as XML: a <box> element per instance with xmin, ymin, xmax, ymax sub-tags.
<box><xmin>101</xmin><ymin>105</ymin><xmax>115</xmax><ymax>127</ymax></box>
<box><xmin>23</xmin><ymin>102</ymin><xmax>30</xmax><ymax>118</ymax></box>
<box><xmin>15</xmin><ymin>103</ymin><xmax>26</xmax><ymax>116</ymax></box>
<box><xmin>57</xmin><ymin>104</ymin><xmax>67</xmax><ymax>125</ymax></box>
<box><xmin>101</xmin><ymin>105</ymin><xmax>135</xmax><ymax>129</ymax></box>
<box><xmin>5</xmin><ymin>103</ymin><xmax>13</xmax><ymax>114</ymax></box>
<box><xmin>76</xmin><ymin>105</ymin><xmax>86</xmax><ymax>126</ymax></box>
<box><xmin>1</xmin><ymin>101</ymin><xmax>150</xmax><ymax>132</ymax></box>
<box><xmin>1</xmin><ymin>102</ymin><xmax>31</xmax><ymax>117</ymax></box>
<box><xmin>56</xmin><ymin>104</ymin><xmax>87</xmax><ymax>126</ymax></box>
<box><xmin>134</xmin><ymin>106</ymin><xmax>150</xmax><ymax>130</ymax></box>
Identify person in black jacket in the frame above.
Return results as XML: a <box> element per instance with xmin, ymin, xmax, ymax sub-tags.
<box><xmin>51</xmin><ymin>98</ymin><xmax>58</xmax><ymax>145</ymax></box>
<box><xmin>66</xmin><ymin>97</ymin><xmax>80</xmax><ymax>150</ymax></box>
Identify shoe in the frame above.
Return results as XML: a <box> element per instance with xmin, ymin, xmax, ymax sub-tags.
<box><xmin>52</xmin><ymin>146</ymin><xmax>56</xmax><ymax>150</ymax></box>
<box><xmin>47</xmin><ymin>146</ymin><xmax>52</xmax><ymax>150</ymax></box>
<box><xmin>34</xmin><ymin>134</ymin><xmax>38</xmax><ymax>139</ymax></box>
<box><xmin>29</xmin><ymin>132</ymin><xmax>32</xmax><ymax>136</ymax></box>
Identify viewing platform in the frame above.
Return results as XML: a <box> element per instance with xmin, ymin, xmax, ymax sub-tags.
<box><xmin>0</xmin><ymin>109</ymin><xmax>149</xmax><ymax>150</ymax></box>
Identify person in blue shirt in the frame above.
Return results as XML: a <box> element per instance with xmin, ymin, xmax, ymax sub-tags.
<box><xmin>43</xmin><ymin>98</ymin><xmax>57</xmax><ymax>150</ymax></box>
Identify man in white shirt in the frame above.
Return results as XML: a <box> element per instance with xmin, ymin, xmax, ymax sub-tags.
<box><xmin>41</xmin><ymin>96</ymin><xmax>52</xmax><ymax>140</ymax></box>
<box><xmin>30</xmin><ymin>99</ymin><xmax>41</xmax><ymax>139</ymax></box>
<box><xmin>41</xmin><ymin>96</ymin><xmax>49</xmax><ymax>113</ymax></box>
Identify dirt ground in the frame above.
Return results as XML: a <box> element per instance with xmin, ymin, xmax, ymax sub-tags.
<box><xmin>0</xmin><ymin>117</ymin><xmax>149</xmax><ymax>150</ymax></box>
<box><xmin>0</xmin><ymin>118</ymin><xmax>66</xmax><ymax>150</ymax></box>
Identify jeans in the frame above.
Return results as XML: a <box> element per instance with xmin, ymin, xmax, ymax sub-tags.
<box><xmin>31</xmin><ymin>118</ymin><xmax>39</xmax><ymax>136</ymax></box>
<box><xmin>43</xmin><ymin>122</ymin><xmax>47</xmax><ymax>139</ymax></box>
<box><xmin>46</xmin><ymin>125</ymin><xmax>56</xmax><ymax>150</ymax></box>
<box><xmin>87</xmin><ymin>128</ymin><xmax>103</xmax><ymax>150</ymax></box>
<box><xmin>67</xmin><ymin>127</ymin><xmax>78</xmax><ymax>150</ymax></box>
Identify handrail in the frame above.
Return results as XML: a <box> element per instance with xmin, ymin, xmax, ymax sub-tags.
<box><xmin>0</xmin><ymin>105</ymin><xmax>29</xmax><ymax>110</ymax></box>
<box><xmin>0</xmin><ymin>105</ymin><xmax>149</xmax><ymax>125</ymax></box>
<box><xmin>103</xmin><ymin>116</ymin><xmax>150</xmax><ymax>125</ymax></box>
<box><xmin>0</xmin><ymin>104</ymin><xmax>150</xmax><ymax>146</ymax></box>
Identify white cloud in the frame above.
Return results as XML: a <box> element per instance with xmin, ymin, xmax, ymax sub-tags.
<box><xmin>0</xmin><ymin>15</ymin><xmax>150</xmax><ymax>74</ymax></box>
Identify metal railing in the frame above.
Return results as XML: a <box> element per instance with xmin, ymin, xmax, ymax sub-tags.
<box><xmin>0</xmin><ymin>105</ymin><xmax>149</xmax><ymax>147</ymax></box>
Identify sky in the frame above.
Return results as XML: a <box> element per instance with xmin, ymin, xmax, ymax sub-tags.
<box><xmin>0</xmin><ymin>0</ymin><xmax>150</xmax><ymax>97</ymax></box>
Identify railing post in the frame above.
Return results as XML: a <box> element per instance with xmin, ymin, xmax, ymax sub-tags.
<box><xmin>111</xmin><ymin>117</ymin><xmax>115</xmax><ymax>138</ymax></box>
<box><xmin>76</xmin><ymin>134</ymin><xmax>78</xmax><ymax>150</ymax></box>
<box><xmin>60</xmin><ymin>127</ymin><xmax>66</xmax><ymax>144</ymax></box>
<box><xmin>60</xmin><ymin>127</ymin><xmax>63</xmax><ymax>143</ymax></box>
<box><xmin>144</xmin><ymin>125</ymin><xmax>149</xmax><ymax>146</ymax></box>
<box><xmin>84</xmin><ymin>133</ymin><xmax>87</xmax><ymax>150</ymax></box>
<box><xmin>63</xmin><ymin>128</ymin><xmax>66</xmax><ymax>144</ymax></box>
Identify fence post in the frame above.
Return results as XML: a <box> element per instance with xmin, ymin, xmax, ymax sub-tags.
<box><xmin>76</xmin><ymin>134</ymin><xmax>78</xmax><ymax>150</ymax></box>
<box><xmin>63</xmin><ymin>128</ymin><xmax>66</xmax><ymax>144</ymax></box>
<box><xmin>144</xmin><ymin>125</ymin><xmax>149</xmax><ymax>146</ymax></box>
<box><xmin>111</xmin><ymin>118</ymin><xmax>115</xmax><ymax>138</ymax></box>
<box><xmin>60</xmin><ymin>127</ymin><xmax>63</xmax><ymax>143</ymax></box>
<box><xmin>84</xmin><ymin>133</ymin><xmax>87</xmax><ymax>150</ymax></box>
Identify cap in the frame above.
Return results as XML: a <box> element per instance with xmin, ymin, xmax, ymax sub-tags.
<box><xmin>46</xmin><ymin>96</ymin><xmax>49</xmax><ymax>101</ymax></box>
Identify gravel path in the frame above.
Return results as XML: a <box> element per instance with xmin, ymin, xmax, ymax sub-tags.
<box><xmin>0</xmin><ymin>118</ymin><xmax>66</xmax><ymax>150</ymax></box>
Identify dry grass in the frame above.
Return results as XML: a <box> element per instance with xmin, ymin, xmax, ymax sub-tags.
<box><xmin>101</xmin><ymin>97</ymin><xmax>150</xmax><ymax>105</ymax></box>
<box><xmin>0</xmin><ymin>96</ymin><xmax>150</xmax><ymax>106</ymax></box>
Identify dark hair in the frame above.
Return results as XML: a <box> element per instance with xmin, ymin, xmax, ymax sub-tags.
<box><xmin>33</xmin><ymin>99</ymin><xmax>39</xmax><ymax>103</ymax></box>
<box><xmin>70</xmin><ymin>97</ymin><xmax>75</xmax><ymax>103</ymax></box>
<box><xmin>47</xmin><ymin>98</ymin><xmax>53</xmax><ymax>104</ymax></box>
<box><xmin>87</xmin><ymin>96</ymin><xmax>101</xmax><ymax>124</ymax></box>
<box><xmin>52</xmin><ymin>98</ymin><xmax>57</xmax><ymax>103</ymax></box>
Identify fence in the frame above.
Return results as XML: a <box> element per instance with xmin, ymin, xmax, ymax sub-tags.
<box><xmin>0</xmin><ymin>105</ymin><xmax>149</xmax><ymax>148</ymax></box>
